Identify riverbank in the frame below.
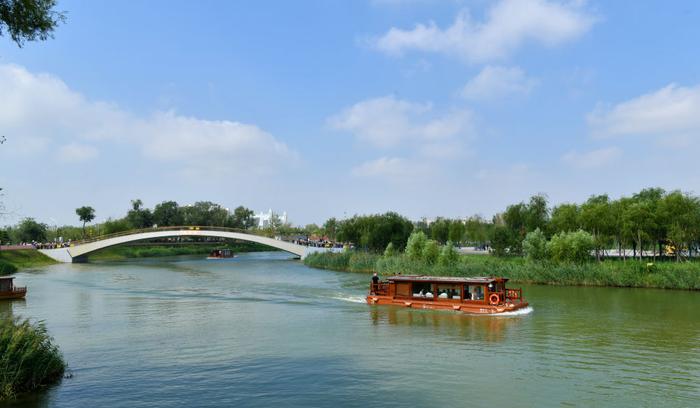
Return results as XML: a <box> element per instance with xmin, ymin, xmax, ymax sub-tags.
<box><xmin>0</xmin><ymin>250</ymin><xmax>57</xmax><ymax>275</ymax></box>
<box><xmin>87</xmin><ymin>242</ymin><xmax>274</xmax><ymax>261</ymax></box>
<box><xmin>304</xmin><ymin>251</ymin><xmax>700</xmax><ymax>290</ymax></box>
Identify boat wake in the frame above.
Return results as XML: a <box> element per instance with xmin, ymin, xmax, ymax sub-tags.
<box><xmin>495</xmin><ymin>306</ymin><xmax>533</xmax><ymax>316</ymax></box>
<box><xmin>332</xmin><ymin>295</ymin><xmax>366</xmax><ymax>304</ymax></box>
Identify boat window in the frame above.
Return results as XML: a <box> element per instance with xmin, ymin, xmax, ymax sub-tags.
<box><xmin>464</xmin><ymin>285</ymin><xmax>484</xmax><ymax>301</ymax></box>
<box><xmin>412</xmin><ymin>282</ymin><xmax>434</xmax><ymax>298</ymax></box>
<box><xmin>437</xmin><ymin>284</ymin><xmax>461</xmax><ymax>299</ymax></box>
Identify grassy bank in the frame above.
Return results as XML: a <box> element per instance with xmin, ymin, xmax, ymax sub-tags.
<box><xmin>0</xmin><ymin>318</ymin><xmax>66</xmax><ymax>401</ymax></box>
<box><xmin>88</xmin><ymin>242</ymin><xmax>275</xmax><ymax>261</ymax></box>
<box><xmin>0</xmin><ymin>250</ymin><xmax>57</xmax><ymax>275</ymax></box>
<box><xmin>304</xmin><ymin>251</ymin><xmax>700</xmax><ymax>290</ymax></box>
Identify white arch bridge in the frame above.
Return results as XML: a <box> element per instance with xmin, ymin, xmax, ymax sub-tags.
<box><xmin>39</xmin><ymin>227</ymin><xmax>335</xmax><ymax>263</ymax></box>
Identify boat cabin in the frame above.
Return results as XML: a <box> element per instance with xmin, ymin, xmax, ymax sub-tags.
<box><xmin>207</xmin><ymin>249</ymin><xmax>233</xmax><ymax>259</ymax></box>
<box><xmin>367</xmin><ymin>275</ymin><xmax>527</xmax><ymax>314</ymax></box>
<box><xmin>0</xmin><ymin>277</ymin><xmax>27</xmax><ymax>300</ymax></box>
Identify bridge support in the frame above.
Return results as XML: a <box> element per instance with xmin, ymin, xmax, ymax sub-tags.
<box><xmin>40</xmin><ymin>247</ymin><xmax>74</xmax><ymax>263</ymax></box>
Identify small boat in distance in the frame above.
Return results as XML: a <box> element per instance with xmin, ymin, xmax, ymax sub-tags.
<box><xmin>367</xmin><ymin>275</ymin><xmax>528</xmax><ymax>314</ymax></box>
<box><xmin>0</xmin><ymin>276</ymin><xmax>27</xmax><ymax>300</ymax></box>
<box><xmin>206</xmin><ymin>249</ymin><xmax>235</xmax><ymax>259</ymax></box>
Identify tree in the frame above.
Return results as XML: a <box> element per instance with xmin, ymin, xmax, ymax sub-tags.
<box><xmin>153</xmin><ymin>201</ymin><xmax>183</xmax><ymax>227</ymax></box>
<box><xmin>405</xmin><ymin>231</ymin><xmax>427</xmax><ymax>261</ymax></box>
<box><xmin>322</xmin><ymin>217</ymin><xmax>338</xmax><ymax>240</ymax></box>
<box><xmin>384</xmin><ymin>242</ymin><xmax>397</xmax><ymax>257</ymax></box>
<box><xmin>522</xmin><ymin>228</ymin><xmax>547</xmax><ymax>261</ymax></box>
<box><xmin>525</xmin><ymin>194</ymin><xmax>549</xmax><ymax>233</ymax></box>
<box><xmin>15</xmin><ymin>218</ymin><xmax>47</xmax><ymax>242</ymax></box>
<box><xmin>448</xmin><ymin>221</ymin><xmax>465</xmax><ymax>244</ymax></box>
<box><xmin>229</xmin><ymin>206</ymin><xmax>255</xmax><ymax>230</ymax></box>
<box><xmin>75</xmin><ymin>206</ymin><xmax>95</xmax><ymax>238</ymax></box>
<box><xmin>659</xmin><ymin>191</ymin><xmax>700</xmax><ymax>261</ymax></box>
<box><xmin>580</xmin><ymin>195</ymin><xmax>614</xmax><ymax>261</ymax></box>
<box><xmin>422</xmin><ymin>240</ymin><xmax>440</xmax><ymax>265</ymax></box>
<box><xmin>126</xmin><ymin>199</ymin><xmax>153</xmax><ymax>229</ymax></box>
<box><xmin>0</xmin><ymin>0</ymin><xmax>65</xmax><ymax>46</ymax></box>
<box><xmin>550</xmin><ymin>203</ymin><xmax>580</xmax><ymax>234</ymax></box>
<box><xmin>622</xmin><ymin>201</ymin><xmax>654</xmax><ymax>261</ymax></box>
<box><xmin>430</xmin><ymin>218</ymin><xmax>450</xmax><ymax>244</ymax></box>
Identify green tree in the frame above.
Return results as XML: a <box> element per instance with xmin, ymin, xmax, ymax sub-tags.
<box><xmin>490</xmin><ymin>225</ymin><xmax>513</xmax><ymax>257</ymax></box>
<box><xmin>550</xmin><ymin>203</ymin><xmax>579</xmax><ymax>234</ymax></box>
<box><xmin>580</xmin><ymin>195</ymin><xmax>614</xmax><ymax>261</ymax></box>
<box><xmin>152</xmin><ymin>201</ymin><xmax>183</xmax><ymax>227</ymax></box>
<box><xmin>405</xmin><ymin>231</ymin><xmax>427</xmax><ymax>261</ymax></box>
<box><xmin>448</xmin><ymin>221</ymin><xmax>465</xmax><ymax>244</ymax></box>
<box><xmin>659</xmin><ymin>191</ymin><xmax>700</xmax><ymax>261</ymax></box>
<box><xmin>622</xmin><ymin>201</ymin><xmax>655</xmax><ymax>261</ymax></box>
<box><xmin>522</xmin><ymin>228</ymin><xmax>547</xmax><ymax>261</ymax></box>
<box><xmin>126</xmin><ymin>199</ymin><xmax>153</xmax><ymax>229</ymax></box>
<box><xmin>430</xmin><ymin>218</ymin><xmax>450</xmax><ymax>244</ymax></box>
<box><xmin>322</xmin><ymin>217</ymin><xmax>338</xmax><ymax>240</ymax></box>
<box><xmin>0</xmin><ymin>0</ymin><xmax>65</xmax><ymax>46</ymax></box>
<box><xmin>525</xmin><ymin>194</ymin><xmax>549</xmax><ymax>233</ymax></box>
<box><xmin>75</xmin><ymin>206</ymin><xmax>95</xmax><ymax>238</ymax></box>
<box><xmin>422</xmin><ymin>240</ymin><xmax>440</xmax><ymax>265</ymax></box>
<box><xmin>229</xmin><ymin>206</ymin><xmax>255</xmax><ymax>230</ymax></box>
<box><xmin>15</xmin><ymin>218</ymin><xmax>47</xmax><ymax>242</ymax></box>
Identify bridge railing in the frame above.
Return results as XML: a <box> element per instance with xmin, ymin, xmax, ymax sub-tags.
<box><xmin>72</xmin><ymin>226</ymin><xmax>265</xmax><ymax>246</ymax></box>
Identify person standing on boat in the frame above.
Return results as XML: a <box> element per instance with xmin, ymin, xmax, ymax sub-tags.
<box><xmin>371</xmin><ymin>273</ymin><xmax>379</xmax><ymax>294</ymax></box>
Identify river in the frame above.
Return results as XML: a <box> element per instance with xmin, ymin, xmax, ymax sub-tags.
<box><xmin>2</xmin><ymin>252</ymin><xmax>699</xmax><ymax>407</ymax></box>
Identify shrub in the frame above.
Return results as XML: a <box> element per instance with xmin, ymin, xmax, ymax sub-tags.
<box><xmin>522</xmin><ymin>228</ymin><xmax>547</xmax><ymax>261</ymax></box>
<box><xmin>0</xmin><ymin>318</ymin><xmax>66</xmax><ymax>400</ymax></box>
<box><xmin>438</xmin><ymin>242</ymin><xmax>459</xmax><ymax>266</ymax></box>
<box><xmin>422</xmin><ymin>240</ymin><xmax>440</xmax><ymax>265</ymax></box>
<box><xmin>0</xmin><ymin>260</ymin><xmax>18</xmax><ymax>276</ymax></box>
<box><xmin>383</xmin><ymin>242</ymin><xmax>397</xmax><ymax>257</ymax></box>
<box><xmin>405</xmin><ymin>231</ymin><xmax>427</xmax><ymax>261</ymax></box>
<box><xmin>547</xmin><ymin>230</ymin><xmax>594</xmax><ymax>263</ymax></box>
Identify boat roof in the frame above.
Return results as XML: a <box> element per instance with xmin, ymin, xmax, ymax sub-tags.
<box><xmin>386</xmin><ymin>275</ymin><xmax>506</xmax><ymax>284</ymax></box>
<box><xmin>0</xmin><ymin>276</ymin><xmax>15</xmax><ymax>280</ymax></box>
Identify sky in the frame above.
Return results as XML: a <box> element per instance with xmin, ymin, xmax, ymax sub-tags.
<box><xmin>1</xmin><ymin>0</ymin><xmax>700</xmax><ymax>227</ymax></box>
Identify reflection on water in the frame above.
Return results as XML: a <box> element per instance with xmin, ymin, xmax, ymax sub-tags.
<box><xmin>3</xmin><ymin>252</ymin><xmax>699</xmax><ymax>407</ymax></box>
<box><xmin>369</xmin><ymin>306</ymin><xmax>524</xmax><ymax>343</ymax></box>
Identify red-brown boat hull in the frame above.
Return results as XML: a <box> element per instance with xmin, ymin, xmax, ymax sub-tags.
<box><xmin>0</xmin><ymin>290</ymin><xmax>27</xmax><ymax>300</ymax></box>
<box><xmin>366</xmin><ymin>295</ymin><xmax>528</xmax><ymax>314</ymax></box>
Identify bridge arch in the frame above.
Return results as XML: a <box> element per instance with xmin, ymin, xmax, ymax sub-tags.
<box><xmin>40</xmin><ymin>228</ymin><xmax>321</xmax><ymax>262</ymax></box>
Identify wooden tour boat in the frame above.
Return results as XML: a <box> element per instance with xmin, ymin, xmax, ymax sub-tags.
<box><xmin>0</xmin><ymin>276</ymin><xmax>27</xmax><ymax>300</ymax></box>
<box><xmin>367</xmin><ymin>275</ymin><xmax>528</xmax><ymax>314</ymax></box>
<box><xmin>206</xmin><ymin>249</ymin><xmax>235</xmax><ymax>259</ymax></box>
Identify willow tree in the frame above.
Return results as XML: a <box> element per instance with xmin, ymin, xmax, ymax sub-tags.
<box><xmin>0</xmin><ymin>0</ymin><xmax>65</xmax><ymax>46</ymax></box>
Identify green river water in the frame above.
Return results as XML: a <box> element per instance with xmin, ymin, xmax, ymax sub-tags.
<box><xmin>1</xmin><ymin>251</ymin><xmax>698</xmax><ymax>407</ymax></box>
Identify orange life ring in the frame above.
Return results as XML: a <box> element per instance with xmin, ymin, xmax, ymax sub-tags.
<box><xmin>489</xmin><ymin>293</ymin><xmax>500</xmax><ymax>305</ymax></box>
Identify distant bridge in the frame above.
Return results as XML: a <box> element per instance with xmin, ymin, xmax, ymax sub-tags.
<box><xmin>39</xmin><ymin>227</ymin><xmax>335</xmax><ymax>263</ymax></box>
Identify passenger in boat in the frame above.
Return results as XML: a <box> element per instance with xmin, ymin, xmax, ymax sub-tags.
<box><xmin>371</xmin><ymin>273</ymin><xmax>379</xmax><ymax>294</ymax></box>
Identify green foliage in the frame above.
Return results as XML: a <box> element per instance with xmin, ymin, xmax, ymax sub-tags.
<box><xmin>0</xmin><ymin>250</ymin><xmax>56</xmax><ymax>271</ymax></box>
<box><xmin>303</xmin><ymin>251</ymin><xmax>381</xmax><ymax>274</ymax></box>
<box><xmin>383</xmin><ymin>242</ymin><xmax>397</xmax><ymax>257</ymax></box>
<box><xmin>490</xmin><ymin>225</ymin><xmax>513</xmax><ymax>257</ymax></box>
<box><xmin>229</xmin><ymin>206</ymin><xmax>256</xmax><ymax>229</ymax></box>
<box><xmin>336</xmin><ymin>212</ymin><xmax>413</xmax><ymax>252</ymax></box>
<box><xmin>0</xmin><ymin>0</ymin><xmax>65</xmax><ymax>46</ymax></box>
<box><xmin>0</xmin><ymin>317</ymin><xmax>66</xmax><ymax>400</ymax></box>
<box><xmin>405</xmin><ymin>231</ymin><xmax>427</xmax><ymax>261</ymax></box>
<box><xmin>547</xmin><ymin>230</ymin><xmax>594</xmax><ymax>263</ymax></box>
<box><xmin>438</xmin><ymin>242</ymin><xmax>459</xmax><ymax>266</ymax></box>
<box><xmin>152</xmin><ymin>201</ymin><xmax>183</xmax><ymax>227</ymax></box>
<box><xmin>126</xmin><ymin>199</ymin><xmax>153</xmax><ymax>229</ymax></box>
<box><xmin>75</xmin><ymin>206</ymin><xmax>95</xmax><ymax>237</ymax></box>
<box><xmin>101</xmin><ymin>218</ymin><xmax>131</xmax><ymax>235</ymax></box>
<box><xmin>0</xmin><ymin>259</ymin><xmax>17</xmax><ymax>275</ymax></box>
<box><xmin>522</xmin><ymin>228</ymin><xmax>547</xmax><ymax>261</ymax></box>
<box><xmin>550</xmin><ymin>203</ymin><xmax>580</xmax><ymax>234</ymax></box>
<box><xmin>422</xmin><ymin>240</ymin><xmax>440</xmax><ymax>265</ymax></box>
<box><xmin>14</xmin><ymin>218</ymin><xmax>47</xmax><ymax>243</ymax></box>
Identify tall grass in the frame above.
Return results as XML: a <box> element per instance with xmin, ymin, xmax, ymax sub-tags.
<box><xmin>0</xmin><ymin>318</ymin><xmax>66</xmax><ymax>400</ymax></box>
<box><xmin>0</xmin><ymin>260</ymin><xmax>17</xmax><ymax>276</ymax></box>
<box><xmin>305</xmin><ymin>251</ymin><xmax>700</xmax><ymax>290</ymax></box>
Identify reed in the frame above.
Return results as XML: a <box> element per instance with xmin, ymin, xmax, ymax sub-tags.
<box><xmin>305</xmin><ymin>251</ymin><xmax>700</xmax><ymax>290</ymax></box>
<box><xmin>0</xmin><ymin>318</ymin><xmax>66</xmax><ymax>400</ymax></box>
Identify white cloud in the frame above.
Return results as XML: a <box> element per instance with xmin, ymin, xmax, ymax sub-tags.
<box><xmin>588</xmin><ymin>83</ymin><xmax>700</xmax><ymax>140</ymax></box>
<box><xmin>328</xmin><ymin>95</ymin><xmax>473</xmax><ymax>157</ymax></box>
<box><xmin>0</xmin><ymin>64</ymin><xmax>297</xmax><ymax>174</ymax></box>
<box><xmin>373</xmin><ymin>0</ymin><xmax>595</xmax><ymax>63</ymax></box>
<box><xmin>562</xmin><ymin>147</ymin><xmax>621</xmax><ymax>169</ymax></box>
<box><xmin>461</xmin><ymin>65</ymin><xmax>536</xmax><ymax>100</ymax></box>
<box><xmin>56</xmin><ymin>143</ymin><xmax>99</xmax><ymax>163</ymax></box>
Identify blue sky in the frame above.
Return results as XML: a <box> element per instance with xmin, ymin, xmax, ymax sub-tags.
<box><xmin>1</xmin><ymin>0</ymin><xmax>700</xmax><ymax>226</ymax></box>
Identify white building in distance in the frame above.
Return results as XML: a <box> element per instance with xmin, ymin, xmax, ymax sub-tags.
<box><xmin>254</xmin><ymin>209</ymin><xmax>288</xmax><ymax>228</ymax></box>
